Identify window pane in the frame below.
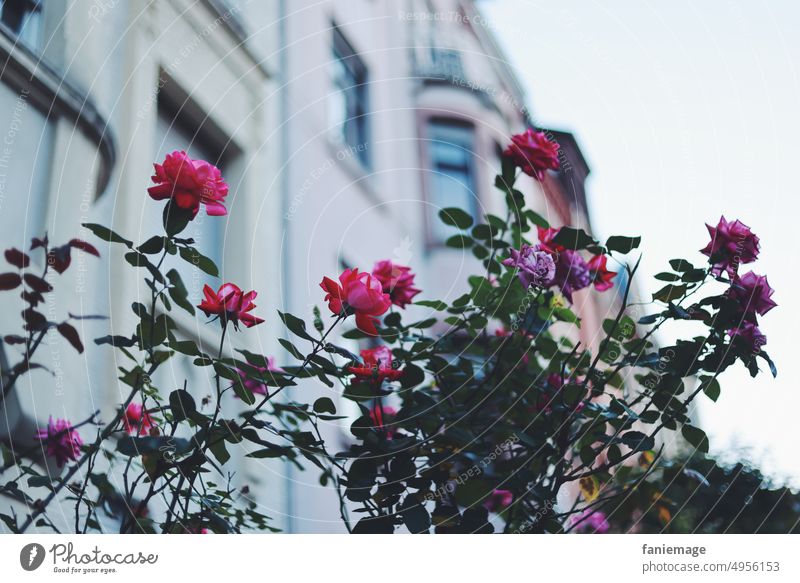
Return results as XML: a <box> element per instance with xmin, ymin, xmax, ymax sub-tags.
<box><xmin>427</xmin><ymin>121</ymin><xmax>476</xmax><ymax>243</ymax></box>
<box><xmin>329</xmin><ymin>28</ymin><xmax>369</xmax><ymax>167</ymax></box>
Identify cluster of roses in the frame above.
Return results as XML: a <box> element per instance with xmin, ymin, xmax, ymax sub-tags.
<box><xmin>499</xmin><ymin>128</ymin><xmax>616</xmax><ymax>300</ymax></box>
<box><xmin>501</xmin><ymin>227</ymin><xmax>616</xmax><ymax>300</ymax></box>
<box><xmin>700</xmin><ymin>216</ymin><xmax>775</xmax><ymax>354</ymax></box>
<box><xmin>33</xmin><ymin>150</ymin><xmax>424</xmax><ymax>466</ymax></box>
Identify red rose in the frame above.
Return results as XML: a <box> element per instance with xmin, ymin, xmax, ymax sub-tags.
<box><xmin>198</xmin><ymin>283</ymin><xmax>265</xmax><ymax>329</ymax></box>
<box><xmin>147</xmin><ymin>151</ymin><xmax>228</xmax><ymax>217</ymax></box>
<box><xmin>372</xmin><ymin>260</ymin><xmax>421</xmax><ymax>309</ymax></box>
<box><xmin>320</xmin><ymin>268</ymin><xmax>391</xmax><ymax>334</ymax></box>
<box><xmin>503</xmin><ymin>129</ymin><xmax>560</xmax><ymax>180</ymax></box>
<box><xmin>348</xmin><ymin>346</ymin><xmax>403</xmax><ymax>383</ymax></box>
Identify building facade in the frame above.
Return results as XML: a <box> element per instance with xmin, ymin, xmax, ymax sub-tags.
<box><xmin>0</xmin><ymin>0</ymin><xmax>607</xmax><ymax>533</ymax></box>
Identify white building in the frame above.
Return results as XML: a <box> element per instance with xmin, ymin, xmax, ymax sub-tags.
<box><xmin>0</xmin><ymin>0</ymin><xmax>604</xmax><ymax>533</ymax></box>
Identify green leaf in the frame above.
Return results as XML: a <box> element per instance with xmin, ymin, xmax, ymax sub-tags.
<box><xmin>82</xmin><ymin>223</ymin><xmax>132</xmax><ymax>246</ymax></box>
<box><xmin>169</xmin><ymin>389</ymin><xmax>197</xmax><ymax>422</ymax></box>
<box><xmin>655</xmin><ymin>272</ymin><xmax>681</xmax><ymax>282</ymax></box>
<box><xmin>669</xmin><ymin>259</ymin><xmax>694</xmax><ymax>272</ymax></box>
<box><xmin>552</xmin><ymin>227</ymin><xmax>596</xmax><ymax>250</ymax></box>
<box><xmin>681</xmin><ymin>425</ymin><xmax>709</xmax><ymax>453</ymax></box>
<box><xmin>209</xmin><ymin>439</ymin><xmax>231</xmax><ymax>465</ymax></box>
<box><xmin>700</xmin><ymin>376</ymin><xmax>721</xmax><ymax>402</ymax></box>
<box><xmin>605</xmin><ymin>235</ymin><xmax>641</xmax><ymax>254</ymax></box>
<box><xmin>233</xmin><ymin>380</ymin><xmax>257</xmax><ymax>405</ymax></box>
<box><xmin>278</xmin><ymin>311</ymin><xmax>314</xmax><ymax>341</ymax></box>
<box><xmin>445</xmin><ymin>234</ymin><xmax>472</xmax><ymax>248</ymax></box>
<box><xmin>313</xmin><ymin>397</ymin><xmax>336</xmax><ymax>414</ymax></box>
<box><xmin>524</xmin><ymin>209</ymin><xmax>549</xmax><ymax>228</ymax></box>
<box><xmin>653</xmin><ymin>284</ymin><xmax>687</xmax><ymax>303</ymax></box>
<box><xmin>162</xmin><ymin>202</ymin><xmax>193</xmax><ymax>237</ymax></box>
<box><xmin>138</xmin><ymin>236</ymin><xmax>165</xmax><ymax>255</ymax></box>
<box><xmin>166</xmin><ymin>269</ymin><xmax>195</xmax><ymax>315</ymax></box>
<box><xmin>400</xmin><ymin>495</ymin><xmax>430</xmax><ymax>534</ymax></box>
<box><xmin>439</xmin><ymin>207</ymin><xmax>474</xmax><ymax>230</ymax></box>
<box><xmin>178</xmin><ymin>246</ymin><xmax>219</xmax><ymax>277</ymax></box>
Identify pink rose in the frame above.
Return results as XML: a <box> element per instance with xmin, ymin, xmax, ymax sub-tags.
<box><xmin>35</xmin><ymin>417</ymin><xmax>83</xmax><ymax>468</ymax></box>
<box><xmin>147</xmin><ymin>151</ymin><xmax>229</xmax><ymax>217</ymax></box>
<box><xmin>372</xmin><ymin>260</ymin><xmax>421</xmax><ymax>309</ymax></box>
<box><xmin>123</xmin><ymin>403</ymin><xmax>155</xmax><ymax>436</ymax></box>
<box><xmin>198</xmin><ymin>283</ymin><xmax>265</xmax><ymax>329</ymax></box>
<box><xmin>483</xmin><ymin>489</ymin><xmax>513</xmax><ymax>512</ymax></box>
<box><xmin>503</xmin><ymin>129</ymin><xmax>560</xmax><ymax>180</ymax></box>
<box><xmin>700</xmin><ymin>216</ymin><xmax>760</xmax><ymax>278</ymax></box>
<box><xmin>728</xmin><ymin>271</ymin><xmax>777</xmax><ymax>316</ymax></box>
<box><xmin>236</xmin><ymin>357</ymin><xmax>284</xmax><ymax>397</ymax></box>
<box><xmin>587</xmin><ymin>254</ymin><xmax>617</xmax><ymax>292</ymax></box>
<box><xmin>319</xmin><ymin>268</ymin><xmax>391</xmax><ymax>335</ymax></box>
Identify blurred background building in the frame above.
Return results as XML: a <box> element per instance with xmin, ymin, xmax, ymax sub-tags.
<box><xmin>0</xmin><ymin>0</ymin><xmax>611</xmax><ymax>532</ymax></box>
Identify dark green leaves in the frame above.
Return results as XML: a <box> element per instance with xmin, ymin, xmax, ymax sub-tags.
<box><xmin>439</xmin><ymin>208</ymin><xmax>473</xmax><ymax>230</ymax></box>
<box><xmin>605</xmin><ymin>235</ymin><xmax>641</xmax><ymax>254</ymax></box>
<box><xmin>279</xmin><ymin>311</ymin><xmax>314</xmax><ymax>341</ymax></box>
<box><xmin>166</xmin><ymin>269</ymin><xmax>195</xmax><ymax>315</ymax></box>
<box><xmin>552</xmin><ymin>227</ymin><xmax>596</xmax><ymax>250</ymax></box>
<box><xmin>178</xmin><ymin>246</ymin><xmax>219</xmax><ymax>277</ymax></box>
<box><xmin>82</xmin><ymin>223</ymin><xmax>132</xmax><ymax>246</ymax></box>
<box><xmin>682</xmin><ymin>425</ymin><xmax>709</xmax><ymax>453</ymax></box>
<box><xmin>169</xmin><ymin>389</ymin><xmax>197</xmax><ymax>422</ymax></box>
<box><xmin>653</xmin><ymin>284</ymin><xmax>687</xmax><ymax>303</ymax></box>
<box><xmin>313</xmin><ymin>397</ymin><xmax>336</xmax><ymax>414</ymax></box>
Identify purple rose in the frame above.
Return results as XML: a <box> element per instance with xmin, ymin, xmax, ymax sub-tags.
<box><xmin>728</xmin><ymin>271</ymin><xmax>776</xmax><ymax>316</ymax></box>
<box><xmin>552</xmin><ymin>249</ymin><xmax>591</xmax><ymax>302</ymax></box>
<box><xmin>701</xmin><ymin>216</ymin><xmax>760</xmax><ymax>278</ymax></box>
<box><xmin>728</xmin><ymin>321</ymin><xmax>767</xmax><ymax>354</ymax></box>
<box><xmin>502</xmin><ymin>244</ymin><xmax>556</xmax><ymax>289</ymax></box>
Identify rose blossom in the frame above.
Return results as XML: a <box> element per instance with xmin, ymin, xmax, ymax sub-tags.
<box><xmin>348</xmin><ymin>346</ymin><xmax>403</xmax><ymax>383</ymax></box>
<box><xmin>320</xmin><ymin>268</ymin><xmax>391</xmax><ymax>335</ymax></box>
<box><xmin>198</xmin><ymin>283</ymin><xmax>265</xmax><ymax>329</ymax></box>
<box><xmin>503</xmin><ymin>129</ymin><xmax>560</xmax><ymax>180</ymax></box>
<box><xmin>34</xmin><ymin>417</ymin><xmax>83</xmax><ymax>468</ymax></box>
<box><xmin>552</xmin><ymin>249</ymin><xmax>591</xmax><ymax>302</ymax></box>
<box><xmin>728</xmin><ymin>321</ymin><xmax>767</xmax><ymax>354</ymax></box>
<box><xmin>483</xmin><ymin>489</ymin><xmax>514</xmax><ymax>512</ymax></box>
<box><xmin>369</xmin><ymin>405</ymin><xmax>398</xmax><ymax>439</ymax></box>
<box><xmin>727</xmin><ymin>271</ymin><xmax>777</xmax><ymax>316</ymax></box>
<box><xmin>123</xmin><ymin>403</ymin><xmax>154</xmax><ymax>436</ymax></box>
<box><xmin>502</xmin><ymin>244</ymin><xmax>556</xmax><ymax>289</ymax></box>
<box><xmin>587</xmin><ymin>254</ymin><xmax>617</xmax><ymax>291</ymax></box>
<box><xmin>571</xmin><ymin>509</ymin><xmax>610</xmax><ymax>533</ymax></box>
<box><xmin>536</xmin><ymin>226</ymin><xmax>565</xmax><ymax>254</ymax></box>
<box><xmin>700</xmin><ymin>216</ymin><xmax>760</xmax><ymax>277</ymax></box>
<box><xmin>236</xmin><ymin>357</ymin><xmax>284</xmax><ymax>398</ymax></box>
<box><xmin>147</xmin><ymin>151</ymin><xmax>228</xmax><ymax>217</ymax></box>
<box><xmin>371</xmin><ymin>260</ymin><xmax>421</xmax><ymax>309</ymax></box>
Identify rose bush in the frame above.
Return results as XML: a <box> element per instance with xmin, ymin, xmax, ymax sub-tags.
<box><xmin>0</xmin><ymin>131</ymin><xmax>778</xmax><ymax>534</ymax></box>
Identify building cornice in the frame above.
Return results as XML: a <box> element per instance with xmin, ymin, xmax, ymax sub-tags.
<box><xmin>0</xmin><ymin>27</ymin><xmax>116</xmax><ymax>197</ymax></box>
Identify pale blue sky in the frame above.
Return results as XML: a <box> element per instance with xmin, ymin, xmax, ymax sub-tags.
<box><xmin>483</xmin><ymin>0</ymin><xmax>800</xmax><ymax>486</ymax></box>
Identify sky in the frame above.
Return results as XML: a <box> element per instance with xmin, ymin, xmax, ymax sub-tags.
<box><xmin>482</xmin><ymin>0</ymin><xmax>800</xmax><ymax>486</ymax></box>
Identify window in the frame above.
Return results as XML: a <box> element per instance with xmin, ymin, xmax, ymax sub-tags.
<box><xmin>0</xmin><ymin>0</ymin><xmax>42</xmax><ymax>48</ymax></box>
<box><xmin>426</xmin><ymin>119</ymin><xmax>477</xmax><ymax>243</ymax></box>
<box><xmin>329</xmin><ymin>27</ymin><xmax>369</xmax><ymax>167</ymax></box>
